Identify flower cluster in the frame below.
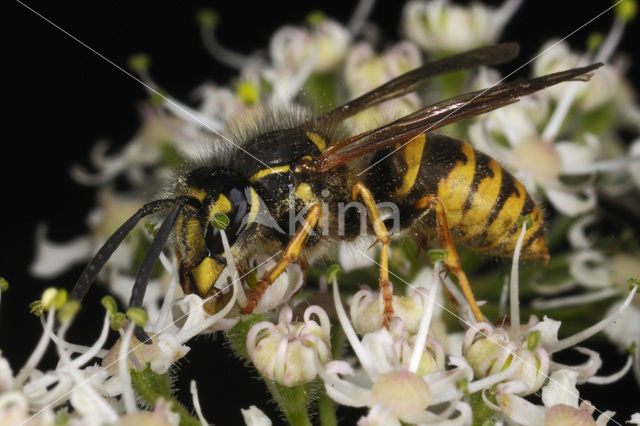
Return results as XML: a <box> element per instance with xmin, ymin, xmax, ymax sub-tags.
<box><xmin>4</xmin><ymin>0</ymin><xmax>640</xmax><ymax>425</ymax></box>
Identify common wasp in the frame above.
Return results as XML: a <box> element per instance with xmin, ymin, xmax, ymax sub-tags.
<box><xmin>68</xmin><ymin>43</ymin><xmax>602</xmax><ymax>341</ymax></box>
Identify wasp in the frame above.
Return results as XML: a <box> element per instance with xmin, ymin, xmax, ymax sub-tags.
<box><xmin>69</xmin><ymin>43</ymin><xmax>601</xmax><ymax>341</ymax></box>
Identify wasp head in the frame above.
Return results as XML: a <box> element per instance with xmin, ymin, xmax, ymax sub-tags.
<box><xmin>176</xmin><ymin>167</ymin><xmax>251</xmax><ymax>298</ymax></box>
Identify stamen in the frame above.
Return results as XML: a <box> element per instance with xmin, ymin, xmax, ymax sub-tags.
<box><xmin>331</xmin><ymin>275</ymin><xmax>377</xmax><ymax>379</ymax></box>
<box><xmin>568</xmin><ymin>214</ymin><xmax>597</xmax><ymax>249</ymax></box>
<box><xmin>467</xmin><ymin>356</ymin><xmax>523</xmax><ymax>394</ymax></box>
<box><xmin>59</xmin><ymin>313</ymin><xmax>111</xmax><ymax>370</ymax></box>
<box><xmin>408</xmin><ymin>263</ymin><xmax>440</xmax><ymax>374</ymax></box>
<box><xmin>151</xmin><ymin>252</ymin><xmax>179</xmax><ymax>333</ymax></box>
<box><xmin>595</xmin><ymin>16</ymin><xmax>626</xmax><ymax>62</ymax></box>
<box><xmin>549</xmin><ymin>285</ymin><xmax>638</xmax><ymax>353</ymax></box>
<box><xmin>221</xmin><ymin>228</ymin><xmax>246</xmax><ymax>307</ymax></box>
<box><xmin>499</xmin><ymin>275</ymin><xmax>509</xmax><ymax>318</ymax></box>
<box><xmin>541</xmin><ymin>82</ymin><xmax>582</xmax><ymax>143</ymax></box>
<box><xmin>118</xmin><ymin>325</ymin><xmax>137</xmax><ymax>414</ymax></box>
<box><xmin>40</xmin><ymin>315</ymin><xmax>109</xmax><ymax>359</ymax></box>
<box><xmin>190</xmin><ymin>380</ymin><xmax>209</xmax><ymax>425</ymax></box>
<box><xmin>198</xmin><ymin>13</ymin><xmax>255</xmax><ymax>69</ymax></box>
<box><xmin>15</xmin><ymin>307</ymin><xmax>55</xmax><ymax>387</ymax></box>
<box><xmin>587</xmin><ymin>354</ymin><xmax>633</xmax><ymax>384</ymax></box>
<box><xmin>494</xmin><ymin>0</ymin><xmax>524</xmax><ymax>35</ymax></box>
<box><xmin>510</xmin><ymin>223</ymin><xmax>527</xmax><ymax>341</ymax></box>
<box><xmin>634</xmin><ymin>335</ymin><xmax>640</xmax><ymax>385</ymax></box>
<box><xmin>314</xmin><ymin>358</ymin><xmax>372</xmax><ymax>407</ymax></box>
<box><xmin>175</xmin><ymin>282</ymin><xmax>237</xmax><ymax>343</ymax></box>
<box><xmin>532</xmin><ymin>287</ymin><xmax>618</xmax><ymax>310</ymax></box>
<box><xmin>348</xmin><ymin>0</ymin><xmax>375</xmax><ymax>36</ymax></box>
<box><xmin>562</xmin><ymin>156</ymin><xmax>640</xmax><ymax>175</ymax></box>
<box><xmin>56</xmin><ymin>318</ymin><xmax>118</xmax><ymax>422</ymax></box>
<box><xmin>529</xmin><ymin>279</ymin><xmax>577</xmax><ymax>296</ymax></box>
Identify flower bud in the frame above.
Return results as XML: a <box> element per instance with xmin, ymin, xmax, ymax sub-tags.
<box><xmin>246</xmin><ymin>306</ymin><xmax>331</xmax><ymax>386</ymax></box>
<box><xmin>350</xmin><ymin>287</ymin><xmax>434</xmax><ymax>335</ymax></box>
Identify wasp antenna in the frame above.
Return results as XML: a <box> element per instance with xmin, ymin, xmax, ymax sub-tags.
<box><xmin>129</xmin><ymin>196</ymin><xmax>192</xmax><ymax>344</ymax></box>
<box><xmin>69</xmin><ymin>198</ymin><xmax>178</xmax><ymax>303</ymax></box>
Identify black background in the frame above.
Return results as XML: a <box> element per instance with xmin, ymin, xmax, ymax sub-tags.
<box><xmin>5</xmin><ymin>1</ymin><xmax>640</xmax><ymax>424</ymax></box>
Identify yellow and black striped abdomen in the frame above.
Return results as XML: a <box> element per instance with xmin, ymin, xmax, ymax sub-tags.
<box><xmin>395</xmin><ymin>134</ymin><xmax>548</xmax><ymax>262</ymax></box>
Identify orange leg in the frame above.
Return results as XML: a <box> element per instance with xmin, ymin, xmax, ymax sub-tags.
<box><xmin>414</xmin><ymin>195</ymin><xmax>484</xmax><ymax>322</ymax></box>
<box><xmin>241</xmin><ymin>204</ymin><xmax>321</xmax><ymax>314</ymax></box>
<box><xmin>352</xmin><ymin>181</ymin><xmax>394</xmax><ymax>327</ymax></box>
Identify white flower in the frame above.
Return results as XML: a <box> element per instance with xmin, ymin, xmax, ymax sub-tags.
<box><xmin>629</xmin><ymin>412</ymin><xmax>640</xmax><ymax>425</ymax></box>
<box><xmin>118</xmin><ymin>397</ymin><xmax>180</xmax><ymax>426</ymax></box>
<box><xmin>344</xmin><ymin>42</ymin><xmax>422</xmax><ymax>132</ymax></box>
<box><xmin>101</xmin><ymin>332</ymin><xmax>190</xmax><ymax>375</ymax></box>
<box><xmin>350</xmin><ymin>285</ymin><xmax>433</xmax><ymax>335</ymax></box>
<box><xmin>490</xmin><ymin>369</ymin><xmax>616</xmax><ymax>426</ymax></box>
<box><xmin>318</xmin><ymin>265</ymin><xmax>528</xmax><ymax>424</ymax></box>
<box><xmin>30</xmin><ymin>224</ymin><xmax>93</xmax><ymax>279</ymax></box>
<box><xmin>0</xmin><ymin>391</ymin><xmax>55</xmax><ymax>426</ymax></box>
<box><xmin>246</xmin><ymin>261</ymin><xmax>304</xmax><ymax>315</ymax></box>
<box><xmin>402</xmin><ymin>0</ymin><xmax>522</xmax><ymax>53</ymax></box>
<box><xmin>246</xmin><ymin>305</ymin><xmax>331</xmax><ymax>386</ymax></box>
<box><xmin>241</xmin><ymin>405</ymin><xmax>273</xmax><ymax>426</ymax></box>
<box><xmin>462</xmin><ymin>322</ymin><xmax>550</xmax><ymax>395</ymax></box>
<box><xmin>270</xmin><ymin>17</ymin><xmax>350</xmax><ymax>74</ymax></box>
<box><xmin>468</xmin><ymin>70</ymin><xmax>634</xmax><ymax>217</ymax></box>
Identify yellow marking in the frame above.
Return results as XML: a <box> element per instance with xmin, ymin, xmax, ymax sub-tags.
<box><xmin>246</xmin><ymin>187</ymin><xmax>260</xmax><ymax>224</ymax></box>
<box><xmin>295</xmin><ymin>183</ymin><xmax>314</xmax><ymax>202</ymax></box>
<box><xmin>209</xmin><ymin>194</ymin><xmax>232</xmax><ymax>217</ymax></box>
<box><xmin>187</xmin><ymin>187</ymin><xmax>207</xmax><ymax>203</ymax></box>
<box><xmin>249</xmin><ymin>165</ymin><xmax>290</xmax><ymax>183</ymax></box>
<box><xmin>306</xmin><ymin>132</ymin><xmax>326</xmax><ymax>152</ymax></box>
<box><xmin>185</xmin><ymin>218</ymin><xmax>205</xmax><ymax>255</ymax></box>
<box><xmin>483</xmin><ymin>181</ymin><xmax>527</xmax><ymax>248</ymax></box>
<box><xmin>394</xmin><ymin>134</ymin><xmax>426</xmax><ymax>197</ymax></box>
<box><xmin>264</xmin><ymin>204</ymin><xmax>321</xmax><ymax>282</ymax></box>
<box><xmin>191</xmin><ymin>257</ymin><xmax>225</xmax><ymax>296</ymax></box>
<box><xmin>437</xmin><ymin>143</ymin><xmax>476</xmax><ymax>228</ymax></box>
<box><xmin>301</xmin><ymin>155</ymin><xmax>312</xmax><ymax>161</ymax></box>
<box><xmin>459</xmin><ymin>158</ymin><xmax>502</xmax><ymax>241</ymax></box>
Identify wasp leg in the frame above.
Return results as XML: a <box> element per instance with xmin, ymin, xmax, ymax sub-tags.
<box><xmin>414</xmin><ymin>194</ymin><xmax>484</xmax><ymax>322</ymax></box>
<box><xmin>352</xmin><ymin>181</ymin><xmax>394</xmax><ymax>327</ymax></box>
<box><xmin>241</xmin><ymin>204</ymin><xmax>322</xmax><ymax>314</ymax></box>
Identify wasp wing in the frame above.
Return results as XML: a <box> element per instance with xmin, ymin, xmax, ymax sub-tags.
<box><xmin>310</xmin><ymin>43</ymin><xmax>520</xmax><ymax>126</ymax></box>
<box><xmin>302</xmin><ymin>62</ymin><xmax>603</xmax><ymax>173</ymax></box>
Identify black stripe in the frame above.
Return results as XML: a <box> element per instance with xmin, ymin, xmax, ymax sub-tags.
<box><xmin>485</xmin><ymin>171</ymin><xmax>518</xmax><ymax>229</ymax></box>
<box><xmin>411</xmin><ymin>134</ymin><xmax>467</xmax><ymax>198</ymax></box>
<box><xmin>462</xmin><ymin>151</ymin><xmax>493</xmax><ymax>213</ymax></box>
<box><xmin>520</xmin><ymin>195</ymin><xmax>535</xmax><ymax>219</ymax></box>
<box><xmin>498</xmin><ymin>195</ymin><xmax>536</xmax><ymax>248</ymax></box>
<box><xmin>522</xmin><ymin>223</ymin><xmax>545</xmax><ymax>252</ymax></box>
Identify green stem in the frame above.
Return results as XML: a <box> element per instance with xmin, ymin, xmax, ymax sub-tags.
<box><xmin>264</xmin><ymin>381</ymin><xmax>314</xmax><ymax>426</ymax></box>
<box><xmin>318</xmin><ymin>387</ymin><xmax>338</xmax><ymax>426</ymax></box>
<box><xmin>130</xmin><ymin>365</ymin><xmax>200</xmax><ymax>426</ymax></box>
